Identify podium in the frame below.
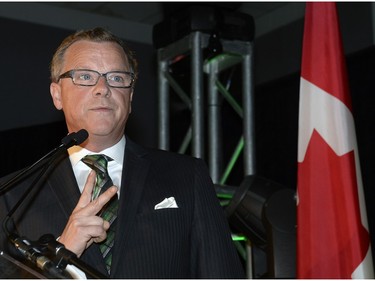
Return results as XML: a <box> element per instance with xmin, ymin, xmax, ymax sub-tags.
<box><xmin>0</xmin><ymin>250</ymin><xmax>46</xmax><ymax>279</ymax></box>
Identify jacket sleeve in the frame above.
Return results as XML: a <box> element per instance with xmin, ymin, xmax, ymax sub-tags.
<box><xmin>190</xmin><ymin>158</ymin><xmax>245</xmax><ymax>278</ymax></box>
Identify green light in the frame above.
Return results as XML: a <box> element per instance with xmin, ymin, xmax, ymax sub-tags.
<box><xmin>219</xmin><ymin>137</ymin><xmax>244</xmax><ymax>186</ymax></box>
<box><xmin>217</xmin><ymin>193</ymin><xmax>233</xmax><ymax>199</ymax></box>
<box><xmin>232</xmin><ymin>234</ymin><xmax>247</xmax><ymax>241</ymax></box>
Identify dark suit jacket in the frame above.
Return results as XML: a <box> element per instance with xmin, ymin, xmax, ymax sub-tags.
<box><xmin>0</xmin><ymin>137</ymin><xmax>245</xmax><ymax>278</ymax></box>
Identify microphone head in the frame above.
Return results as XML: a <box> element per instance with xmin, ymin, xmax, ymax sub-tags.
<box><xmin>61</xmin><ymin>129</ymin><xmax>89</xmax><ymax>148</ymax></box>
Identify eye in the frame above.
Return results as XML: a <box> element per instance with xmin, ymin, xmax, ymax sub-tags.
<box><xmin>108</xmin><ymin>74</ymin><xmax>124</xmax><ymax>83</ymax></box>
<box><xmin>78</xmin><ymin>73</ymin><xmax>92</xmax><ymax>81</ymax></box>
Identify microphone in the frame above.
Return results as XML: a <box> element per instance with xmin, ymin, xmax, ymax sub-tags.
<box><xmin>61</xmin><ymin>129</ymin><xmax>89</xmax><ymax>148</ymax></box>
<box><xmin>0</xmin><ymin>129</ymin><xmax>88</xmax><ymax>194</ymax></box>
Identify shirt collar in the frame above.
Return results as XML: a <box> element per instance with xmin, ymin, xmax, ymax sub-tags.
<box><xmin>68</xmin><ymin>135</ymin><xmax>125</xmax><ymax>166</ymax></box>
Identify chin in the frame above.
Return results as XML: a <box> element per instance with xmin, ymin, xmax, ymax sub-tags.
<box><xmin>90</xmin><ymin>128</ymin><xmax>120</xmax><ymax>138</ymax></box>
<box><xmin>86</xmin><ymin>123</ymin><xmax>114</xmax><ymax>133</ymax></box>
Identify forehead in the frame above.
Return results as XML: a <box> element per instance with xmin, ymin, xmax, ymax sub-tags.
<box><xmin>63</xmin><ymin>40</ymin><xmax>129</xmax><ymax>69</ymax></box>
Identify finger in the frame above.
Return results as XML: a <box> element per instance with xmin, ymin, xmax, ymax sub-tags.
<box><xmin>90</xmin><ymin>186</ymin><xmax>118</xmax><ymax>215</ymax></box>
<box><xmin>93</xmin><ymin>220</ymin><xmax>110</xmax><ymax>243</ymax></box>
<box><xmin>75</xmin><ymin>170</ymin><xmax>96</xmax><ymax>209</ymax></box>
<box><xmin>59</xmin><ymin>216</ymin><xmax>109</xmax><ymax>256</ymax></box>
<box><xmin>72</xmin><ymin>185</ymin><xmax>118</xmax><ymax>218</ymax></box>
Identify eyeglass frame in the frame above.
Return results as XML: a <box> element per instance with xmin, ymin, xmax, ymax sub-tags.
<box><xmin>57</xmin><ymin>68</ymin><xmax>135</xmax><ymax>89</ymax></box>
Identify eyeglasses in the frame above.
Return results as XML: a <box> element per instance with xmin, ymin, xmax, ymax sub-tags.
<box><xmin>58</xmin><ymin>69</ymin><xmax>135</xmax><ymax>88</ymax></box>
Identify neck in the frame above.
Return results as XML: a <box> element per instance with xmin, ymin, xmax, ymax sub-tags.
<box><xmin>80</xmin><ymin>135</ymin><xmax>123</xmax><ymax>153</ymax></box>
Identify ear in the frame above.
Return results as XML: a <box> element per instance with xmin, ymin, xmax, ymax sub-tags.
<box><xmin>50</xmin><ymin>82</ymin><xmax>63</xmax><ymax>110</ymax></box>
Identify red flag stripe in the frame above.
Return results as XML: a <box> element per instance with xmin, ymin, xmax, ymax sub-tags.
<box><xmin>301</xmin><ymin>3</ymin><xmax>351</xmax><ymax>110</ymax></box>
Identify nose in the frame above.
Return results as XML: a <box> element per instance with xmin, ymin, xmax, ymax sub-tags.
<box><xmin>92</xmin><ymin>76</ymin><xmax>111</xmax><ymax>97</ymax></box>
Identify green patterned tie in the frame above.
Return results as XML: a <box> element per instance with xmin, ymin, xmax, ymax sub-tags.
<box><xmin>81</xmin><ymin>154</ymin><xmax>118</xmax><ymax>274</ymax></box>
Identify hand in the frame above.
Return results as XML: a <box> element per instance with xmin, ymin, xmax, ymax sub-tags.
<box><xmin>58</xmin><ymin>170</ymin><xmax>118</xmax><ymax>257</ymax></box>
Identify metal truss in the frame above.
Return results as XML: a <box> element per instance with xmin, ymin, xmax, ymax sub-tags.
<box><xmin>156</xmin><ymin>31</ymin><xmax>255</xmax><ymax>278</ymax></box>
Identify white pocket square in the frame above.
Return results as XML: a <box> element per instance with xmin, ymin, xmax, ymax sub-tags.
<box><xmin>154</xmin><ymin>197</ymin><xmax>178</xmax><ymax>210</ymax></box>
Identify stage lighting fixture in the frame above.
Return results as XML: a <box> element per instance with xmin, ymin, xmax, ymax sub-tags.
<box><xmin>226</xmin><ymin>175</ymin><xmax>296</xmax><ymax>278</ymax></box>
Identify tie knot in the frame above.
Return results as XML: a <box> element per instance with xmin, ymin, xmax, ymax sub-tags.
<box><xmin>82</xmin><ymin>154</ymin><xmax>114</xmax><ymax>200</ymax></box>
<box><xmin>82</xmin><ymin>154</ymin><xmax>112</xmax><ymax>174</ymax></box>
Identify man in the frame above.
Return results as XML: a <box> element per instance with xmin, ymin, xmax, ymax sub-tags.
<box><xmin>0</xmin><ymin>27</ymin><xmax>245</xmax><ymax>278</ymax></box>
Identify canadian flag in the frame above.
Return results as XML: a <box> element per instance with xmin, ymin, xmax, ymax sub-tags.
<box><xmin>297</xmin><ymin>2</ymin><xmax>373</xmax><ymax>278</ymax></box>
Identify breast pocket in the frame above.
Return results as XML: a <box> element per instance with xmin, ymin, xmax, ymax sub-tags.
<box><xmin>136</xmin><ymin>208</ymin><xmax>189</xmax><ymax>237</ymax></box>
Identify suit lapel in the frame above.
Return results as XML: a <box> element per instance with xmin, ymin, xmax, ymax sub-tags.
<box><xmin>110</xmin><ymin>139</ymin><xmax>150</xmax><ymax>276</ymax></box>
<box><xmin>46</xmin><ymin>153</ymin><xmax>81</xmax><ymax>218</ymax></box>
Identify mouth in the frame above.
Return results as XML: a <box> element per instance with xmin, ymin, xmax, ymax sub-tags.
<box><xmin>90</xmin><ymin>106</ymin><xmax>113</xmax><ymax>113</ymax></box>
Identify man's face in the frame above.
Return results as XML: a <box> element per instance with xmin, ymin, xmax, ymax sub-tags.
<box><xmin>50</xmin><ymin>40</ymin><xmax>133</xmax><ymax>148</ymax></box>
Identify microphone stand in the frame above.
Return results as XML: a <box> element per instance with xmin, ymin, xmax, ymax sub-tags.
<box><xmin>1</xmin><ymin>130</ymin><xmax>107</xmax><ymax>279</ymax></box>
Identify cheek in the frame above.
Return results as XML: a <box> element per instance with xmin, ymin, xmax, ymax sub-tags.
<box><xmin>60</xmin><ymin>91</ymin><xmax>86</xmax><ymax>116</ymax></box>
<box><xmin>126</xmin><ymin>96</ymin><xmax>133</xmax><ymax>115</ymax></box>
<box><xmin>116</xmin><ymin>93</ymin><xmax>133</xmax><ymax>114</ymax></box>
